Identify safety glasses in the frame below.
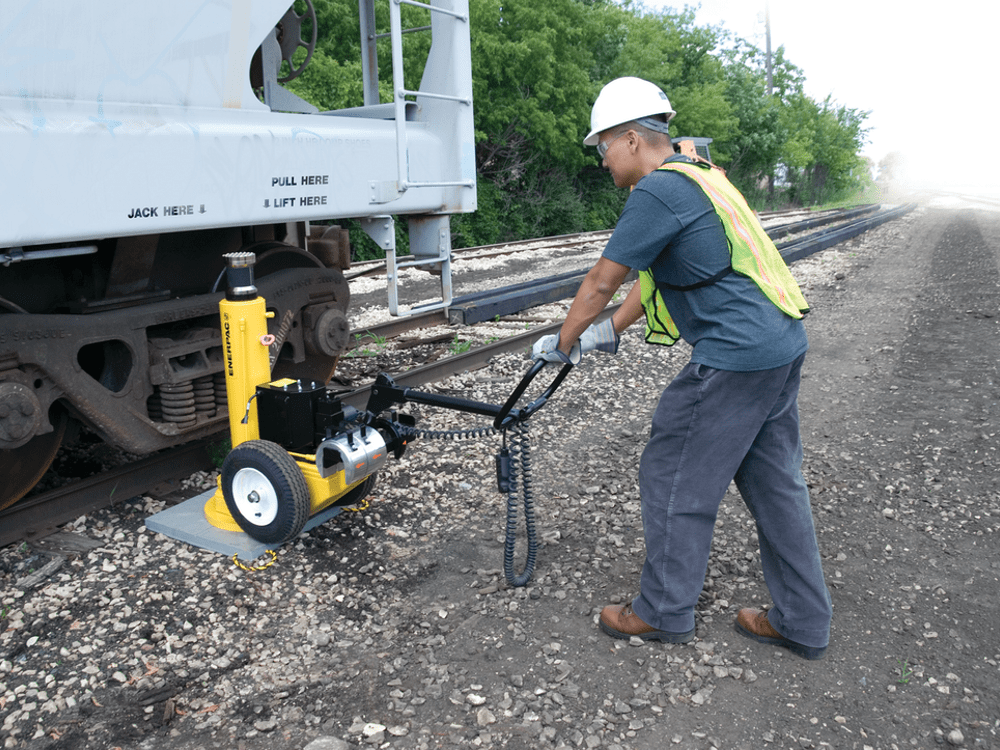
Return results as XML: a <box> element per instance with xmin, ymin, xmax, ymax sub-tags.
<box><xmin>596</xmin><ymin>131</ymin><xmax>628</xmax><ymax>158</ymax></box>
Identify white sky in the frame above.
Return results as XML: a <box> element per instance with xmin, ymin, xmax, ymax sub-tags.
<box><xmin>640</xmin><ymin>0</ymin><xmax>1000</xmax><ymax>196</ymax></box>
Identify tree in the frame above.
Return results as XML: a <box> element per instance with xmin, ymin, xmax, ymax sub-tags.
<box><xmin>469</xmin><ymin>0</ymin><xmax>598</xmax><ymax>172</ymax></box>
<box><xmin>598</xmin><ymin>7</ymin><xmax>736</xmax><ymax>156</ymax></box>
<box><xmin>779</xmin><ymin>93</ymin><xmax>869</xmax><ymax>205</ymax></box>
<box><xmin>716</xmin><ymin>43</ymin><xmax>802</xmax><ymax>200</ymax></box>
<box><xmin>283</xmin><ymin>0</ymin><xmax>873</xmax><ymax>248</ymax></box>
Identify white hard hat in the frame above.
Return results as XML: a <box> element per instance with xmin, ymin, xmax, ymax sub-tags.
<box><xmin>583</xmin><ymin>77</ymin><xmax>676</xmax><ymax>146</ymax></box>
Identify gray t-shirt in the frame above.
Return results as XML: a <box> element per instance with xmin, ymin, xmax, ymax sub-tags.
<box><xmin>602</xmin><ymin>156</ymin><xmax>808</xmax><ymax>372</ymax></box>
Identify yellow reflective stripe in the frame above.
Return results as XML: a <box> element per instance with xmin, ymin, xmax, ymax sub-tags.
<box><xmin>661</xmin><ymin>164</ymin><xmax>778</xmax><ymax>299</ymax></box>
<box><xmin>639</xmin><ymin>268</ymin><xmax>679</xmax><ymax>345</ymax></box>
<box><xmin>659</xmin><ymin>163</ymin><xmax>785</xmax><ymax>306</ymax></box>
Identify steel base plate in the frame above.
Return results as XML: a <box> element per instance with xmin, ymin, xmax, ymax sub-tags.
<box><xmin>145</xmin><ymin>489</ymin><xmax>345</xmax><ymax>560</ymax></box>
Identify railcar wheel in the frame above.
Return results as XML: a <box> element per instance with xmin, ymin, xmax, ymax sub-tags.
<box><xmin>254</xmin><ymin>244</ymin><xmax>325</xmax><ymax>276</ymax></box>
<box><xmin>221</xmin><ymin>440</ymin><xmax>310</xmax><ymax>545</ymax></box>
<box><xmin>252</xmin><ymin>243</ymin><xmax>350</xmax><ymax>384</ymax></box>
<box><xmin>0</xmin><ymin>407</ymin><xmax>68</xmax><ymax>511</ymax></box>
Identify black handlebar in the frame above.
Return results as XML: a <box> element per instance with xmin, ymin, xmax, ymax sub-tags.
<box><xmin>366</xmin><ymin>360</ymin><xmax>573</xmax><ymax>430</ymax></box>
<box><xmin>493</xmin><ymin>359</ymin><xmax>573</xmax><ymax>430</ymax></box>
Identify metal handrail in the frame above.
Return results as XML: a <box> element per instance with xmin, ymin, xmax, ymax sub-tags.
<box><xmin>375</xmin><ymin>25</ymin><xmax>431</xmax><ymax>39</ymax></box>
<box><xmin>398</xmin><ymin>88</ymin><xmax>471</xmax><ymax>105</ymax></box>
<box><xmin>398</xmin><ymin>0</ymin><xmax>468</xmax><ymax>20</ymax></box>
<box><xmin>389</xmin><ymin>0</ymin><xmax>472</xmax><ymax>193</ymax></box>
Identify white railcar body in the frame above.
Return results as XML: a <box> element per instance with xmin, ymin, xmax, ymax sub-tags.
<box><xmin>0</xmin><ymin>0</ymin><xmax>477</xmax><ymax>506</ymax></box>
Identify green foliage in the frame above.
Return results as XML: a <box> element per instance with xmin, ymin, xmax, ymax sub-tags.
<box><xmin>336</xmin><ymin>215</ymin><xmax>410</xmax><ymax>262</ymax></box>
<box><xmin>449</xmin><ymin>336</ymin><xmax>473</xmax><ymax>354</ymax></box>
<box><xmin>896</xmin><ymin>658</ymin><xmax>913</xmax><ymax>684</ymax></box>
<box><xmin>470</xmin><ymin>0</ymin><xmax>597</xmax><ymax>171</ymax></box>
<box><xmin>450</xmin><ymin>179</ymin><xmax>502</xmax><ymax>247</ymax></box>
<box><xmin>716</xmin><ymin>43</ymin><xmax>789</xmax><ymax>195</ymax></box>
<box><xmin>289</xmin><ymin>0</ymin><xmax>436</xmax><ymax>110</ymax></box>
<box><xmin>207</xmin><ymin>439</ymin><xmax>232</xmax><ymax>469</ymax></box>
<box><xmin>777</xmin><ymin>93</ymin><xmax>870</xmax><ymax>205</ymax></box>
<box><xmin>578</xmin><ymin>166</ymin><xmax>628</xmax><ymax>230</ymax></box>
<box><xmin>454</xmin><ymin>164</ymin><xmax>596</xmax><ymax>244</ymax></box>
<box><xmin>286</xmin><ymin>0</ymin><xmax>873</xmax><ymax>238</ymax></box>
<box><xmin>345</xmin><ymin>329</ymin><xmax>388</xmax><ymax>357</ymax></box>
<box><xmin>286</xmin><ymin>51</ymin><xmax>367</xmax><ymax>111</ymax></box>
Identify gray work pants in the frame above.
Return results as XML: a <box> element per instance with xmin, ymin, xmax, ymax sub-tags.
<box><xmin>631</xmin><ymin>353</ymin><xmax>832</xmax><ymax>648</ymax></box>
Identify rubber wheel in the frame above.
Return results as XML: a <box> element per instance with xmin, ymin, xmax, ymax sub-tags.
<box><xmin>221</xmin><ymin>440</ymin><xmax>310</xmax><ymax>545</ymax></box>
<box><xmin>333</xmin><ymin>472</ymin><xmax>378</xmax><ymax>507</ymax></box>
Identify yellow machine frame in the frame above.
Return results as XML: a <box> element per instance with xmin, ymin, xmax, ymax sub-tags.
<box><xmin>204</xmin><ymin>255</ymin><xmax>364</xmax><ymax>533</ymax></box>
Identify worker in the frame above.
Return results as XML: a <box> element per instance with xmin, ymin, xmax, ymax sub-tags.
<box><xmin>533</xmin><ymin>77</ymin><xmax>831</xmax><ymax>660</ymax></box>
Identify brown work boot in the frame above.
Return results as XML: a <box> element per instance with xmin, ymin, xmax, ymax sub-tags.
<box><xmin>734</xmin><ymin>608</ymin><xmax>827</xmax><ymax>660</ymax></box>
<box><xmin>599</xmin><ymin>603</ymin><xmax>695</xmax><ymax>643</ymax></box>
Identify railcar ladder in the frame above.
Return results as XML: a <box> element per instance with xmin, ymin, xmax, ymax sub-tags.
<box><xmin>358</xmin><ymin>0</ymin><xmax>474</xmax><ymax>317</ymax></box>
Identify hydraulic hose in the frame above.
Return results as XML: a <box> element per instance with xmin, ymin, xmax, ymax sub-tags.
<box><xmin>396</xmin><ymin>419</ymin><xmax>538</xmax><ymax>587</ymax></box>
<box><xmin>502</xmin><ymin>422</ymin><xmax>537</xmax><ymax>587</ymax></box>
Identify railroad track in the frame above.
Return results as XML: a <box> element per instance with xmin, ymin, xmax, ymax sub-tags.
<box><xmin>1</xmin><ymin>204</ymin><xmax>907</xmax><ymax>549</ymax></box>
<box><xmin>346</xmin><ymin>229</ymin><xmax>614</xmax><ymax>280</ymax></box>
<box><xmin>0</xmin><ymin>441</ymin><xmax>220</xmax><ymax>548</ymax></box>
<box><xmin>0</xmin><ymin>314</ymin><xmax>598</xmax><ymax>549</ymax></box>
<box><xmin>913</xmin><ymin>189</ymin><xmax>1000</xmax><ymax>210</ymax></box>
<box><xmin>345</xmin><ymin>206</ymin><xmax>876</xmax><ymax>282</ymax></box>
<box><xmin>344</xmin><ymin>209</ymin><xmax>844</xmax><ymax>280</ymax></box>
<box><xmin>347</xmin><ymin>204</ymin><xmax>892</xmax><ymax>344</ymax></box>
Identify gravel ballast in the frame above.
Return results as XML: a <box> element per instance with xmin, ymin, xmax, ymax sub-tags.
<box><xmin>2</xmin><ymin>206</ymin><xmax>999</xmax><ymax>750</ymax></box>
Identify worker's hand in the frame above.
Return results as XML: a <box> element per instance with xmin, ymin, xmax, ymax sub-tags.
<box><xmin>579</xmin><ymin>318</ymin><xmax>619</xmax><ymax>354</ymax></box>
<box><xmin>531</xmin><ymin>333</ymin><xmax>581</xmax><ymax>365</ymax></box>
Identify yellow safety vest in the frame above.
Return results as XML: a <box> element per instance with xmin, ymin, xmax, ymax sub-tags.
<box><xmin>640</xmin><ymin>161</ymin><xmax>809</xmax><ymax>346</ymax></box>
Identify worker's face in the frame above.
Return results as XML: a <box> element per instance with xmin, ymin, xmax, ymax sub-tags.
<box><xmin>599</xmin><ymin>129</ymin><xmax>640</xmax><ymax>189</ymax></box>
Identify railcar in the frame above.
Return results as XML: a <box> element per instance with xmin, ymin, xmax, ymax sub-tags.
<box><xmin>0</xmin><ymin>0</ymin><xmax>476</xmax><ymax>508</ymax></box>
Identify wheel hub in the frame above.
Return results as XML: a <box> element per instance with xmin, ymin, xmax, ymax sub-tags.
<box><xmin>0</xmin><ymin>382</ymin><xmax>42</xmax><ymax>449</ymax></box>
<box><xmin>231</xmin><ymin>467</ymin><xmax>279</xmax><ymax>526</ymax></box>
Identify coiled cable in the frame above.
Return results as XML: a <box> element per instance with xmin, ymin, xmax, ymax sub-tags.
<box><xmin>502</xmin><ymin>422</ymin><xmax>537</xmax><ymax>587</ymax></box>
<box><xmin>394</xmin><ymin>418</ymin><xmax>537</xmax><ymax>587</ymax></box>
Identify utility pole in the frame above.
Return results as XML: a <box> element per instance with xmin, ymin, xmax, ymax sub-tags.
<box><xmin>765</xmin><ymin>1</ymin><xmax>774</xmax><ymax>201</ymax></box>
<box><xmin>765</xmin><ymin>0</ymin><xmax>773</xmax><ymax>96</ymax></box>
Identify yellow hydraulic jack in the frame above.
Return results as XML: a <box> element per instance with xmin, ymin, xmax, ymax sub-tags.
<box><xmin>205</xmin><ymin>252</ymin><xmax>572</xmax><ymax>585</ymax></box>
<box><xmin>203</xmin><ymin>252</ymin><xmax>399</xmax><ymax>543</ymax></box>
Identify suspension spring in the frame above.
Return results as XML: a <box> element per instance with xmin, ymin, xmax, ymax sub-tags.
<box><xmin>158</xmin><ymin>382</ymin><xmax>197</xmax><ymax>426</ymax></box>
<box><xmin>148</xmin><ymin>375</ymin><xmax>227</xmax><ymax>425</ymax></box>
<box><xmin>213</xmin><ymin>372</ymin><xmax>228</xmax><ymax>413</ymax></box>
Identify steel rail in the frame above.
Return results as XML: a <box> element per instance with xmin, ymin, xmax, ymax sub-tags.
<box><xmin>0</xmin><ymin>440</ymin><xmax>218</xmax><ymax>549</ymax></box>
<box><xmin>440</xmin><ymin>207</ymin><xmax>880</xmax><ymax>325</ymax></box>
<box><xmin>2</xmin><ymin>205</ymin><xmax>908</xmax><ymax>549</ymax></box>
<box><xmin>0</xmin><ymin>308</ymin><xmax>618</xmax><ymax>549</ymax></box>
<box><xmin>346</xmin><ymin>230</ymin><xmax>614</xmax><ymax>279</ymax></box>
<box><xmin>766</xmin><ymin>204</ymin><xmax>881</xmax><ymax>239</ymax></box>
<box><xmin>349</xmin><ymin>309</ymin><xmax>449</xmax><ymax>349</ymax></box>
<box><xmin>450</xmin><ymin>229</ymin><xmax>613</xmax><ymax>257</ymax></box>
<box><xmin>337</xmin><ymin>305</ymin><xmax>620</xmax><ymax>410</ymax></box>
<box><xmin>778</xmin><ymin>203</ymin><xmax>917</xmax><ymax>263</ymax></box>
<box><xmin>448</xmin><ymin>270</ymin><xmax>639</xmax><ymax>325</ymax></box>
<box><xmin>344</xmin><ymin>206</ymin><xmax>896</xmax><ymax>345</ymax></box>
<box><xmin>349</xmin><ymin>205</ymin><xmax>880</xmax><ymax>331</ymax></box>
<box><xmin>346</xmin><ymin>206</ymin><xmax>864</xmax><ymax>280</ymax></box>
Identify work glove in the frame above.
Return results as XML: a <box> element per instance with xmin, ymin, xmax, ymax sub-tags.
<box><xmin>531</xmin><ymin>333</ymin><xmax>581</xmax><ymax>365</ymax></box>
<box><xmin>579</xmin><ymin>318</ymin><xmax>619</xmax><ymax>354</ymax></box>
